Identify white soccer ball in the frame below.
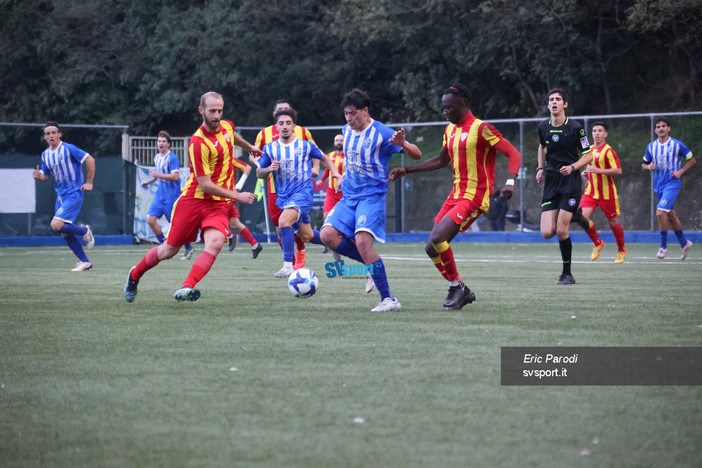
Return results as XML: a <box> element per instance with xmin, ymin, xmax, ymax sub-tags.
<box><xmin>287</xmin><ymin>268</ymin><xmax>319</xmax><ymax>298</ymax></box>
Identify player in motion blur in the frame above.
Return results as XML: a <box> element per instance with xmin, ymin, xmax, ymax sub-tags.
<box><xmin>321</xmin><ymin>88</ymin><xmax>421</xmax><ymax>312</ymax></box>
<box><xmin>256</xmin><ymin>108</ymin><xmax>342</xmax><ymax>278</ymax></box>
<box><xmin>642</xmin><ymin>117</ymin><xmax>696</xmax><ymax>260</ymax></box>
<box><xmin>536</xmin><ymin>88</ymin><xmax>592</xmax><ymax>285</ymax></box>
<box><xmin>578</xmin><ymin>122</ymin><xmax>627</xmax><ymax>263</ymax></box>
<box><xmin>255</xmin><ymin>99</ymin><xmax>319</xmax><ymax>269</ymax></box>
<box><xmin>226</xmin><ymin>157</ymin><xmax>263</xmax><ymax>258</ymax></box>
<box><xmin>317</xmin><ymin>133</ymin><xmax>345</xmax><ymax>261</ymax></box>
<box><xmin>140</xmin><ymin>130</ymin><xmax>194</xmax><ymax>259</ymax></box>
<box><xmin>390</xmin><ymin>84</ymin><xmax>521</xmax><ymax>309</ymax></box>
<box><xmin>32</xmin><ymin>121</ymin><xmax>96</xmax><ymax>271</ymax></box>
<box><xmin>124</xmin><ymin>92</ymin><xmax>258</xmax><ymax>302</ymax></box>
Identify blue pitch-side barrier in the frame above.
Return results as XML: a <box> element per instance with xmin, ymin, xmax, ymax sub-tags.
<box><xmin>2</xmin><ymin>231</ymin><xmax>701</xmax><ymax>247</ymax></box>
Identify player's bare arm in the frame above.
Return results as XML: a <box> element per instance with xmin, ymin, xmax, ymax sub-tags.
<box><xmin>672</xmin><ymin>156</ymin><xmax>696</xmax><ymax>179</ymax></box>
<box><xmin>256</xmin><ymin>160</ymin><xmax>279</xmax><ymax>178</ymax></box>
<box><xmin>390</xmin><ymin>129</ymin><xmax>422</xmax><ymax>160</ymax></box>
<box><xmin>583</xmin><ymin>166</ymin><xmax>622</xmax><ymax>176</ymax></box>
<box><xmin>196</xmin><ymin>174</ymin><xmax>255</xmax><ymax>204</ymax></box>
<box><xmin>559</xmin><ymin>151</ymin><xmax>593</xmax><ymax>176</ymax></box>
<box><xmin>536</xmin><ymin>146</ymin><xmax>546</xmax><ymax>183</ymax></box>
<box><xmin>233</xmin><ymin>132</ymin><xmax>262</xmax><ymax>158</ymax></box>
<box><xmin>494</xmin><ymin>137</ymin><xmax>522</xmax><ymax>200</ymax></box>
<box><xmin>81</xmin><ymin>154</ymin><xmax>95</xmax><ymax>191</ymax></box>
<box><xmin>390</xmin><ymin>147</ymin><xmax>450</xmax><ymax>181</ymax></box>
<box><xmin>32</xmin><ymin>165</ymin><xmax>49</xmax><ymax>182</ymax></box>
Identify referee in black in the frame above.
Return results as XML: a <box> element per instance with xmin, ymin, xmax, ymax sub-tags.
<box><xmin>536</xmin><ymin>88</ymin><xmax>593</xmax><ymax>285</ymax></box>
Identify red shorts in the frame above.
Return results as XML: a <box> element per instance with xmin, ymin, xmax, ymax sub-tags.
<box><xmin>579</xmin><ymin>193</ymin><xmax>620</xmax><ymax>218</ymax></box>
<box><xmin>166</xmin><ymin>197</ymin><xmax>231</xmax><ymax>247</ymax></box>
<box><xmin>323</xmin><ymin>189</ymin><xmax>343</xmax><ymax>213</ymax></box>
<box><xmin>434</xmin><ymin>198</ymin><xmax>484</xmax><ymax>233</ymax></box>
<box><xmin>227</xmin><ymin>201</ymin><xmax>240</xmax><ymax>219</ymax></box>
<box><xmin>267</xmin><ymin>187</ymin><xmax>281</xmax><ymax>226</ymax></box>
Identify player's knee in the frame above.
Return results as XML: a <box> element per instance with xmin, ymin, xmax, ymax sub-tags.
<box><xmin>320</xmin><ymin>227</ymin><xmax>338</xmax><ymax>247</ymax></box>
<box><xmin>425</xmin><ymin>242</ymin><xmax>437</xmax><ymax>257</ymax></box>
<box><xmin>50</xmin><ymin>219</ymin><xmax>63</xmax><ymax>231</ymax></box>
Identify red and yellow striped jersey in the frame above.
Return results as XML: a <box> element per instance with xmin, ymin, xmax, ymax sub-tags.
<box><xmin>443</xmin><ymin>112</ymin><xmax>503</xmax><ymax>211</ymax></box>
<box><xmin>584</xmin><ymin>143</ymin><xmax>621</xmax><ymax>200</ymax></box>
<box><xmin>255</xmin><ymin>125</ymin><xmax>315</xmax><ymax>193</ymax></box>
<box><xmin>181</xmin><ymin>120</ymin><xmax>237</xmax><ymax>201</ymax></box>
<box><xmin>321</xmin><ymin>151</ymin><xmax>345</xmax><ymax>190</ymax></box>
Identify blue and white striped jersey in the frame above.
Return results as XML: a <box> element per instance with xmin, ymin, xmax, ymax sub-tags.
<box><xmin>643</xmin><ymin>138</ymin><xmax>693</xmax><ymax>192</ymax></box>
<box><xmin>259</xmin><ymin>138</ymin><xmax>324</xmax><ymax>201</ymax></box>
<box><xmin>341</xmin><ymin>119</ymin><xmax>402</xmax><ymax>198</ymax></box>
<box><xmin>40</xmin><ymin>142</ymin><xmax>89</xmax><ymax>196</ymax></box>
<box><xmin>153</xmin><ymin>151</ymin><xmax>181</xmax><ymax>202</ymax></box>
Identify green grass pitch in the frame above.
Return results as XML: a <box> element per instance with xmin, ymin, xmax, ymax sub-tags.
<box><xmin>1</xmin><ymin>242</ymin><xmax>701</xmax><ymax>467</ymax></box>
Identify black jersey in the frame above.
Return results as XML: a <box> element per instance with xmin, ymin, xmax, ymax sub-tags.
<box><xmin>538</xmin><ymin>117</ymin><xmax>590</xmax><ymax>172</ymax></box>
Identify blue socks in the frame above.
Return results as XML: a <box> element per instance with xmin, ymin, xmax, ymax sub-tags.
<box><xmin>370</xmin><ymin>259</ymin><xmax>392</xmax><ymax>300</ymax></box>
<box><xmin>335</xmin><ymin>237</ymin><xmax>364</xmax><ymax>263</ymax></box>
<box><xmin>660</xmin><ymin>230</ymin><xmax>668</xmax><ymax>249</ymax></box>
<box><xmin>64</xmin><ymin>235</ymin><xmax>89</xmax><ymax>262</ymax></box>
<box><xmin>58</xmin><ymin>223</ymin><xmax>87</xmax><ymax>237</ymax></box>
<box><xmin>156</xmin><ymin>233</ymin><xmax>165</xmax><ymax>243</ymax></box>
<box><xmin>280</xmin><ymin>226</ymin><xmax>294</xmax><ymax>262</ymax></box>
<box><xmin>674</xmin><ymin>230</ymin><xmax>688</xmax><ymax>248</ymax></box>
<box><xmin>310</xmin><ymin>230</ymin><xmax>322</xmax><ymax>245</ymax></box>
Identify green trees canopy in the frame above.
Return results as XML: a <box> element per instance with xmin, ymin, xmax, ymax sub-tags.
<box><xmin>1</xmin><ymin>0</ymin><xmax>700</xmax><ymax>151</ymax></box>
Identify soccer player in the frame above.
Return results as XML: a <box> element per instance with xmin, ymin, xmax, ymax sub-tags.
<box><xmin>255</xmin><ymin>99</ymin><xmax>318</xmax><ymax>269</ymax></box>
<box><xmin>226</xmin><ymin>158</ymin><xmax>263</xmax><ymax>258</ymax></box>
<box><xmin>32</xmin><ymin>121</ymin><xmax>95</xmax><ymax>271</ymax></box>
<box><xmin>256</xmin><ymin>108</ymin><xmax>342</xmax><ymax>278</ymax></box>
<box><xmin>536</xmin><ymin>88</ymin><xmax>593</xmax><ymax>285</ymax></box>
<box><xmin>124</xmin><ymin>91</ymin><xmax>258</xmax><ymax>302</ymax></box>
<box><xmin>642</xmin><ymin>116</ymin><xmax>696</xmax><ymax>260</ymax></box>
<box><xmin>140</xmin><ymin>130</ymin><xmax>194</xmax><ymax>259</ymax></box>
<box><xmin>320</xmin><ymin>88</ymin><xmax>421</xmax><ymax>312</ymax></box>
<box><xmin>579</xmin><ymin>122</ymin><xmax>627</xmax><ymax>263</ymax></box>
<box><xmin>389</xmin><ymin>84</ymin><xmax>521</xmax><ymax>309</ymax></box>
<box><xmin>317</xmin><ymin>133</ymin><xmax>345</xmax><ymax>260</ymax></box>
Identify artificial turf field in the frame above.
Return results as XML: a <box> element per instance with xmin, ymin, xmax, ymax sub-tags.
<box><xmin>1</xmin><ymin>242</ymin><xmax>700</xmax><ymax>467</ymax></box>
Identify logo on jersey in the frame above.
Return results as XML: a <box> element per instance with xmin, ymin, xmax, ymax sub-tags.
<box><xmin>295</xmin><ymin>146</ymin><xmax>304</xmax><ymax>158</ymax></box>
<box><xmin>358</xmin><ymin>215</ymin><xmax>367</xmax><ymax>226</ymax></box>
<box><xmin>568</xmin><ymin>198</ymin><xmax>576</xmax><ymax>207</ymax></box>
<box><xmin>224</xmin><ymin>133</ymin><xmax>231</xmax><ymax>143</ymax></box>
<box><xmin>580</xmin><ymin>136</ymin><xmax>590</xmax><ymax>149</ymax></box>
<box><xmin>461</xmin><ymin>133</ymin><xmax>469</xmax><ymax>142</ymax></box>
<box><xmin>552</xmin><ymin>135</ymin><xmax>560</xmax><ymax>142</ymax></box>
<box><xmin>363</xmin><ymin>138</ymin><xmax>372</xmax><ymax>150</ymax></box>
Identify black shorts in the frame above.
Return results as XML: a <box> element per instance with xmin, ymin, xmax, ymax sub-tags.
<box><xmin>541</xmin><ymin>170</ymin><xmax>581</xmax><ymax>214</ymax></box>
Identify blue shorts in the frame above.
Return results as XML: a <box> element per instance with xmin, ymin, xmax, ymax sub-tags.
<box><xmin>277</xmin><ymin>191</ymin><xmax>312</xmax><ymax>225</ymax></box>
<box><xmin>655</xmin><ymin>185</ymin><xmax>680</xmax><ymax>212</ymax></box>
<box><xmin>148</xmin><ymin>196</ymin><xmax>176</xmax><ymax>221</ymax></box>
<box><xmin>322</xmin><ymin>194</ymin><xmax>387</xmax><ymax>243</ymax></box>
<box><xmin>54</xmin><ymin>190</ymin><xmax>84</xmax><ymax>223</ymax></box>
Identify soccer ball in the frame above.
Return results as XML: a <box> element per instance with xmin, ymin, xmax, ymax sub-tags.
<box><xmin>287</xmin><ymin>268</ymin><xmax>319</xmax><ymax>298</ymax></box>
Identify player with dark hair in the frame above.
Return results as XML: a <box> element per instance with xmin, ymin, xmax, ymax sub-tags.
<box><xmin>140</xmin><ymin>130</ymin><xmax>194</xmax><ymax>259</ymax></box>
<box><xmin>321</xmin><ymin>88</ymin><xmax>421</xmax><ymax>312</ymax></box>
<box><xmin>32</xmin><ymin>121</ymin><xmax>96</xmax><ymax>271</ymax></box>
<box><xmin>124</xmin><ymin>92</ymin><xmax>259</xmax><ymax>302</ymax></box>
<box><xmin>579</xmin><ymin>122</ymin><xmax>627</xmax><ymax>263</ymax></box>
<box><xmin>255</xmin><ymin>99</ymin><xmax>318</xmax><ymax>269</ymax></box>
<box><xmin>536</xmin><ymin>88</ymin><xmax>592</xmax><ymax>285</ymax></box>
<box><xmin>390</xmin><ymin>84</ymin><xmax>521</xmax><ymax>309</ymax></box>
<box><xmin>256</xmin><ymin>108</ymin><xmax>342</xmax><ymax>277</ymax></box>
<box><xmin>642</xmin><ymin>116</ymin><xmax>696</xmax><ymax>260</ymax></box>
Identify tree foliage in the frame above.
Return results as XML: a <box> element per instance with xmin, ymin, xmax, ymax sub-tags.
<box><xmin>1</xmin><ymin>0</ymin><xmax>700</xmax><ymax>152</ymax></box>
